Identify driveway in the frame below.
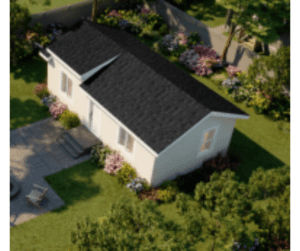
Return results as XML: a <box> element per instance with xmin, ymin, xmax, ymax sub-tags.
<box><xmin>10</xmin><ymin>118</ymin><xmax>91</xmax><ymax>227</ymax></box>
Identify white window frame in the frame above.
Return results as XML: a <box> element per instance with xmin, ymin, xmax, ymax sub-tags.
<box><xmin>198</xmin><ymin>125</ymin><xmax>219</xmax><ymax>156</ymax></box>
<box><xmin>60</xmin><ymin>71</ymin><xmax>73</xmax><ymax>99</ymax></box>
<box><xmin>117</xmin><ymin>126</ymin><xmax>135</xmax><ymax>154</ymax></box>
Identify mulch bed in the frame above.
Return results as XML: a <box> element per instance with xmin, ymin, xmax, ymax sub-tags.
<box><xmin>138</xmin><ymin>187</ymin><xmax>161</xmax><ymax>202</ymax></box>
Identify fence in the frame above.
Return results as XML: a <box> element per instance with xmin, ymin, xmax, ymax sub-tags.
<box><xmin>149</xmin><ymin>0</ymin><xmax>260</xmax><ymax>71</ymax></box>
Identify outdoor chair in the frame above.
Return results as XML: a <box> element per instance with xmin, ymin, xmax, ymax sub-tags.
<box><xmin>26</xmin><ymin>184</ymin><xmax>49</xmax><ymax>209</ymax></box>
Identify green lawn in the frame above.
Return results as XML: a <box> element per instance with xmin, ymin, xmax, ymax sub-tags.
<box><xmin>18</xmin><ymin>0</ymin><xmax>87</xmax><ymax>14</ymax></box>
<box><xmin>10</xmin><ymin>56</ymin><xmax>50</xmax><ymax>130</ymax></box>
<box><xmin>10</xmin><ymin>161</ymin><xmax>142</xmax><ymax>251</ymax></box>
<box><xmin>171</xmin><ymin>0</ymin><xmax>228</xmax><ymax>28</ymax></box>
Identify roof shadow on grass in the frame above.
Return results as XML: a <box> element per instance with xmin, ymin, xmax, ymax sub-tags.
<box><xmin>44</xmin><ymin>161</ymin><xmax>101</xmax><ymax>213</ymax></box>
<box><xmin>10</xmin><ymin>56</ymin><xmax>47</xmax><ymax>84</ymax></box>
<box><xmin>228</xmin><ymin>129</ymin><xmax>288</xmax><ymax>183</ymax></box>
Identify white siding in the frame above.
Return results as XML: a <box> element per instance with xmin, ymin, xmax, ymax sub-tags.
<box><xmin>47</xmin><ymin>58</ymin><xmax>89</xmax><ymax>125</ymax></box>
<box><xmin>150</xmin><ymin>115</ymin><xmax>236</xmax><ymax>187</ymax></box>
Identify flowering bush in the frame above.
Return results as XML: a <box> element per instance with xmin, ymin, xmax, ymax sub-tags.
<box><xmin>41</xmin><ymin>94</ymin><xmax>56</xmax><ymax>107</ymax></box>
<box><xmin>226</xmin><ymin>65</ymin><xmax>242</xmax><ymax>77</ymax></box>
<box><xmin>119</xmin><ymin>19</ymin><xmax>130</xmax><ymax>30</ymax></box>
<box><xmin>33</xmin><ymin>83</ymin><xmax>50</xmax><ymax>99</ymax></box>
<box><xmin>177</xmin><ymin>30</ymin><xmax>188</xmax><ymax>45</ymax></box>
<box><xmin>104</xmin><ymin>152</ymin><xmax>124</xmax><ymax>175</ymax></box>
<box><xmin>49</xmin><ymin>101</ymin><xmax>68</xmax><ymax>119</ymax></box>
<box><xmin>107</xmin><ymin>10</ymin><xmax>122</xmax><ymax>18</ymax></box>
<box><xmin>140</xmin><ymin>5</ymin><xmax>151</xmax><ymax>14</ymax></box>
<box><xmin>179</xmin><ymin>46</ymin><xmax>220</xmax><ymax>76</ymax></box>
<box><xmin>91</xmin><ymin>144</ymin><xmax>114</xmax><ymax>168</ymax></box>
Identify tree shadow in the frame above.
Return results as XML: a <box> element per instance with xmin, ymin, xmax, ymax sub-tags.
<box><xmin>184</xmin><ymin>0</ymin><xmax>227</xmax><ymax>22</ymax></box>
<box><xmin>10</xmin><ymin>98</ymin><xmax>50</xmax><ymax>130</ymax></box>
<box><xmin>44</xmin><ymin>162</ymin><xmax>101</xmax><ymax>213</ymax></box>
<box><xmin>10</xmin><ymin>56</ymin><xmax>47</xmax><ymax>84</ymax></box>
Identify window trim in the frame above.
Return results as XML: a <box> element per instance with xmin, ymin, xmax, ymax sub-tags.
<box><xmin>198</xmin><ymin>125</ymin><xmax>219</xmax><ymax>156</ymax></box>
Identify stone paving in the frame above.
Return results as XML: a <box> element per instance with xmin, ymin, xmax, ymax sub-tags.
<box><xmin>10</xmin><ymin>118</ymin><xmax>91</xmax><ymax>227</ymax></box>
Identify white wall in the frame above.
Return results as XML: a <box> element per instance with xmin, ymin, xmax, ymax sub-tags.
<box><xmin>150</xmin><ymin>115</ymin><xmax>236</xmax><ymax>187</ymax></box>
<box><xmin>98</xmin><ymin>110</ymin><xmax>157</xmax><ymax>184</ymax></box>
<box><xmin>47</xmin><ymin>58</ymin><xmax>89</xmax><ymax>126</ymax></box>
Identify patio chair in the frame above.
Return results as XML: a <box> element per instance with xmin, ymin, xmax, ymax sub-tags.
<box><xmin>26</xmin><ymin>184</ymin><xmax>49</xmax><ymax>209</ymax></box>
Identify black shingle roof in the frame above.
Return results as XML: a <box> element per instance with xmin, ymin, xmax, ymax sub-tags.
<box><xmin>49</xmin><ymin>20</ymin><xmax>249</xmax><ymax>153</ymax></box>
<box><xmin>47</xmin><ymin>22</ymin><xmax>124</xmax><ymax>75</ymax></box>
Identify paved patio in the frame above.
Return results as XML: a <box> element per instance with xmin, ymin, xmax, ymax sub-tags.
<box><xmin>10</xmin><ymin>118</ymin><xmax>91</xmax><ymax>227</ymax></box>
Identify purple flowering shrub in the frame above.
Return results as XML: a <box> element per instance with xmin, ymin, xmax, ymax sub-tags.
<box><xmin>107</xmin><ymin>10</ymin><xmax>122</xmax><ymax>18</ymax></box>
<box><xmin>104</xmin><ymin>152</ymin><xmax>125</xmax><ymax>175</ymax></box>
<box><xmin>49</xmin><ymin>100</ymin><xmax>68</xmax><ymax>119</ymax></box>
<box><xmin>179</xmin><ymin>46</ymin><xmax>220</xmax><ymax>76</ymax></box>
<box><xmin>226</xmin><ymin>65</ymin><xmax>242</xmax><ymax>77</ymax></box>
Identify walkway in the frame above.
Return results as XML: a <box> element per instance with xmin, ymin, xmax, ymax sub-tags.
<box><xmin>10</xmin><ymin>118</ymin><xmax>91</xmax><ymax>227</ymax></box>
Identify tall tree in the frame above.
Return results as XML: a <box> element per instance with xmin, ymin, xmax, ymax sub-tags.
<box><xmin>91</xmin><ymin>0</ymin><xmax>98</xmax><ymax>22</ymax></box>
<box><xmin>218</xmin><ymin>0</ymin><xmax>290</xmax><ymax>62</ymax></box>
<box><xmin>10</xmin><ymin>0</ymin><xmax>32</xmax><ymax>64</ymax></box>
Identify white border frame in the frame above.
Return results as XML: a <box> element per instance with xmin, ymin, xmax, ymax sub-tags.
<box><xmin>197</xmin><ymin>125</ymin><xmax>219</xmax><ymax>157</ymax></box>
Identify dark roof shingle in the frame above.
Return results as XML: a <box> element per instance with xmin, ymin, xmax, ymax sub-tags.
<box><xmin>49</xmin><ymin>20</ymin><xmax>249</xmax><ymax>153</ymax></box>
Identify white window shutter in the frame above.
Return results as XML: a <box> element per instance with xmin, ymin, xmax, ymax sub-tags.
<box><xmin>126</xmin><ymin>134</ymin><xmax>134</xmax><ymax>152</ymax></box>
<box><xmin>67</xmin><ymin>78</ymin><xmax>72</xmax><ymax>97</ymax></box>
<box><xmin>118</xmin><ymin>127</ymin><xmax>126</xmax><ymax>146</ymax></box>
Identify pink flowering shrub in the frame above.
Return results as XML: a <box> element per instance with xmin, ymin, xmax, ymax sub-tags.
<box><xmin>226</xmin><ymin>65</ymin><xmax>241</xmax><ymax>77</ymax></box>
<box><xmin>179</xmin><ymin>46</ymin><xmax>220</xmax><ymax>76</ymax></box>
<box><xmin>177</xmin><ymin>30</ymin><xmax>188</xmax><ymax>45</ymax></box>
<box><xmin>104</xmin><ymin>152</ymin><xmax>125</xmax><ymax>175</ymax></box>
<box><xmin>140</xmin><ymin>5</ymin><xmax>151</xmax><ymax>14</ymax></box>
<box><xmin>49</xmin><ymin>101</ymin><xmax>68</xmax><ymax>119</ymax></box>
<box><xmin>107</xmin><ymin>10</ymin><xmax>122</xmax><ymax>18</ymax></box>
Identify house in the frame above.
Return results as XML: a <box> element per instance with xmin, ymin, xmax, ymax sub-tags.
<box><xmin>39</xmin><ymin>19</ymin><xmax>249</xmax><ymax>187</ymax></box>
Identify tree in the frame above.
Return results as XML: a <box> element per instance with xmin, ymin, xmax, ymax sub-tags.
<box><xmin>247</xmin><ymin>45</ymin><xmax>290</xmax><ymax>102</ymax></box>
<box><xmin>71</xmin><ymin>197</ymin><xmax>196</xmax><ymax>251</ymax></box>
<box><xmin>218</xmin><ymin>0</ymin><xmax>290</xmax><ymax>62</ymax></box>
<box><xmin>91</xmin><ymin>0</ymin><xmax>98</xmax><ymax>22</ymax></box>
<box><xmin>10</xmin><ymin>0</ymin><xmax>32</xmax><ymax>64</ymax></box>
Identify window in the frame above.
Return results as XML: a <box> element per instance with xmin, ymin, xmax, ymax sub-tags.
<box><xmin>200</xmin><ymin>128</ymin><xmax>216</xmax><ymax>152</ymax></box>
<box><xmin>61</xmin><ymin>72</ymin><xmax>72</xmax><ymax>97</ymax></box>
<box><xmin>118</xmin><ymin>127</ymin><xmax>134</xmax><ymax>152</ymax></box>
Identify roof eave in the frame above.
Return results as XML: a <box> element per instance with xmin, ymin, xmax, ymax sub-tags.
<box><xmin>210</xmin><ymin>111</ymin><xmax>249</xmax><ymax>120</ymax></box>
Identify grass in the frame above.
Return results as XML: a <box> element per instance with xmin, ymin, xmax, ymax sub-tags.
<box><xmin>10</xmin><ymin>161</ymin><xmax>139</xmax><ymax>251</ymax></box>
<box><xmin>167</xmin><ymin>0</ymin><xmax>227</xmax><ymax>28</ymax></box>
<box><xmin>18</xmin><ymin>0</ymin><xmax>88</xmax><ymax>14</ymax></box>
<box><xmin>10</xmin><ymin>56</ymin><xmax>51</xmax><ymax>130</ymax></box>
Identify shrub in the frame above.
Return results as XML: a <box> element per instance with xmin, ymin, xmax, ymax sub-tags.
<box><xmin>179</xmin><ymin>46</ymin><xmax>220</xmax><ymax>76</ymax></box>
<box><xmin>59</xmin><ymin>110</ymin><xmax>81</xmax><ymax>129</ymax></box>
<box><xmin>139</xmin><ymin>24</ymin><xmax>160</xmax><ymax>40</ymax></box>
<box><xmin>226</xmin><ymin>65</ymin><xmax>241</xmax><ymax>77</ymax></box>
<box><xmin>141</xmin><ymin>180</ymin><xmax>152</xmax><ymax>192</ymax></box>
<box><xmin>49</xmin><ymin>100</ymin><xmax>68</xmax><ymax>119</ymax></box>
<box><xmin>104</xmin><ymin>152</ymin><xmax>124</xmax><ymax>175</ymax></box>
<box><xmin>33</xmin><ymin>83</ymin><xmax>50</xmax><ymax>99</ymax></box>
<box><xmin>140</xmin><ymin>5</ymin><xmax>151</xmax><ymax>14</ymax></box>
<box><xmin>116</xmin><ymin>162</ymin><xmax>137</xmax><ymax>185</ymax></box>
<box><xmin>41</xmin><ymin>94</ymin><xmax>56</xmax><ymax>108</ymax></box>
<box><xmin>91</xmin><ymin>144</ymin><xmax>114</xmax><ymax>168</ymax></box>
<box><xmin>158</xmin><ymin>23</ymin><xmax>169</xmax><ymax>36</ymax></box>
<box><xmin>157</xmin><ymin>186</ymin><xmax>178</xmax><ymax>203</ymax></box>
<box><xmin>187</xmin><ymin>32</ymin><xmax>200</xmax><ymax>46</ymax></box>
<box><xmin>175</xmin><ymin>193</ymin><xmax>191</xmax><ymax>215</ymax></box>
<box><xmin>107</xmin><ymin>10</ymin><xmax>122</xmax><ymax>18</ymax></box>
